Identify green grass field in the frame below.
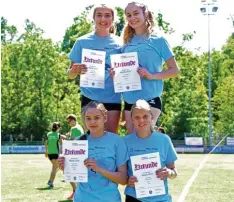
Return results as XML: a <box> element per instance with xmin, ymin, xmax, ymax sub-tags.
<box><xmin>2</xmin><ymin>154</ymin><xmax>234</xmax><ymax>202</ymax></box>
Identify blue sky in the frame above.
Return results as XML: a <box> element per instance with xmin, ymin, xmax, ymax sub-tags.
<box><xmin>1</xmin><ymin>0</ymin><xmax>233</xmax><ymax>53</ymax></box>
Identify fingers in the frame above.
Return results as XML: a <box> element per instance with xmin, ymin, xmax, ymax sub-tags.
<box><xmin>84</xmin><ymin>158</ymin><xmax>98</xmax><ymax>171</ymax></box>
<box><xmin>108</xmin><ymin>68</ymin><xmax>115</xmax><ymax>80</ymax></box>
<box><xmin>156</xmin><ymin>168</ymin><xmax>169</xmax><ymax>180</ymax></box>
<box><xmin>128</xmin><ymin>176</ymin><xmax>138</xmax><ymax>187</ymax></box>
<box><xmin>71</xmin><ymin>63</ymin><xmax>87</xmax><ymax>74</ymax></box>
<box><xmin>58</xmin><ymin>156</ymin><xmax>65</xmax><ymax>171</ymax></box>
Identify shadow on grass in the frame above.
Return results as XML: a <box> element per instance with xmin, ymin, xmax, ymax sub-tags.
<box><xmin>36</xmin><ymin>187</ymin><xmax>63</xmax><ymax>191</ymax></box>
<box><xmin>58</xmin><ymin>200</ymin><xmax>72</xmax><ymax>202</ymax></box>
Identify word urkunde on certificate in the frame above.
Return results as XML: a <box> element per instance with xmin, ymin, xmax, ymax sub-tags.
<box><xmin>131</xmin><ymin>152</ymin><xmax>166</xmax><ymax>198</ymax></box>
<box><xmin>80</xmin><ymin>49</ymin><xmax>106</xmax><ymax>89</ymax></box>
<box><xmin>110</xmin><ymin>52</ymin><xmax>141</xmax><ymax>93</ymax></box>
<box><xmin>63</xmin><ymin>140</ymin><xmax>88</xmax><ymax>182</ymax></box>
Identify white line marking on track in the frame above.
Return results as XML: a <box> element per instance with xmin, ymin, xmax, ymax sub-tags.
<box><xmin>177</xmin><ymin>134</ymin><xmax>228</xmax><ymax>202</ymax></box>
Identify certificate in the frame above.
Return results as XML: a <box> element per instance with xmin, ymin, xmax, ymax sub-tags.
<box><xmin>131</xmin><ymin>152</ymin><xmax>165</xmax><ymax>198</ymax></box>
<box><xmin>110</xmin><ymin>52</ymin><xmax>142</xmax><ymax>93</ymax></box>
<box><xmin>80</xmin><ymin>49</ymin><xmax>106</xmax><ymax>89</ymax></box>
<box><xmin>63</xmin><ymin>140</ymin><xmax>88</xmax><ymax>182</ymax></box>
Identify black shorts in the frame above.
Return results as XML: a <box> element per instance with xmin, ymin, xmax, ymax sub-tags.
<box><xmin>125</xmin><ymin>195</ymin><xmax>141</xmax><ymax>202</ymax></box>
<box><xmin>80</xmin><ymin>95</ymin><xmax>121</xmax><ymax>111</ymax></box>
<box><xmin>124</xmin><ymin>97</ymin><xmax>162</xmax><ymax>111</ymax></box>
<box><xmin>48</xmin><ymin>154</ymin><xmax>59</xmax><ymax>160</ymax></box>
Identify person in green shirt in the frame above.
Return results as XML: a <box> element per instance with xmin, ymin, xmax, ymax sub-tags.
<box><xmin>66</xmin><ymin>114</ymin><xmax>84</xmax><ymax>140</ymax></box>
<box><xmin>65</xmin><ymin>114</ymin><xmax>84</xmax><ymax>199</ymax></box>
<box><xmin>45</xmin><ymin>122</ymin><xmax>62</xmax><ymax>188</ymax></box>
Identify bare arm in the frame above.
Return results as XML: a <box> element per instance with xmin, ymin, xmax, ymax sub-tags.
<box><xmin>98</xmin><ymin>164</ymin><xmax>128</xmax><ymax>185</ymax></box>
<box><xmin>84</xmin><ymin>158</ymin><xmax>128</xmax><ymax>185</ymax></box>
<box><xmin>156</xmin><ymin>162</ymin><xmax>177</xmax><ymax>180</ymax></box>
<box><xmin>67</xmin><ymin>62</ymin><xmax>87</xmax><ymax>79</ymax></box>
<box><xmin>137</xmin><ymin>57</ymin><xmax>179</xmax><ymax>80</ymax></box>
<box><xmin>45</xmin><ymin>140</ymin><xmax>48</xmax><ymax>158</ymax></box>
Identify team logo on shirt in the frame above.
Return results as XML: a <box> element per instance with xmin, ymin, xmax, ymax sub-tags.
<box><xmin>149</xmin><ymin>99</ymin><xmax>155</xmax><ymax>105</ymax></box>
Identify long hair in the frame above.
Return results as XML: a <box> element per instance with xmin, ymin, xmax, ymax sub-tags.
<box><xmin>123</xmin><ymin>2</ymin><xmax>155</xmax><ymax>44</ymax></box>
<box><xmin>92</xmin><ymin>4</ymin><xmax>118</xmax><ymax>34</ymax></box>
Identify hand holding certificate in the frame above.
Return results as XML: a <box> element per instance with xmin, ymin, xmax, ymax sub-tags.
<box><xmin>80</xmin><ymin>49</ymin><xmax>106</xmax><ymax>89</ymax></box>
<box><xmin>63</xmin><ymin>140</ymin><xmax>88</xmax><ymax>182</ymax></box>
<box><xmin>110</xmin><ymin>52</ymin><xmax>142</xmax><ymax>93</ymax></box>
<box><xmin>131</xmin><ymin>152</ymin><xmax>166</xmax><ymax>198</ymax></box>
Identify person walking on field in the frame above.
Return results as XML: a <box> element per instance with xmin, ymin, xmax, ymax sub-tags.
<box><xmin>45</xmin><ymin>122</ymin><xmax>62</xmax><ymax>188</ymax></box>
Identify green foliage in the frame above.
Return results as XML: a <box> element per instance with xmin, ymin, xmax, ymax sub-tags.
<box><xmin>61</xmin><ymin>5</ymin><xmax>93</xmax><ymax>53</ymax></box>
<box><xmin>1</xmin><ymin>11</ymin><xmax>234</xmax><ymax>142</ymax></box>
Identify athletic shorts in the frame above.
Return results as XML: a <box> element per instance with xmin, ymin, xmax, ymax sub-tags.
<box><xmin>125</xmin><ymin>195</ymin><xmax>141</xmax><ymax>202</ymax></box>
<box><xmin>48</xmin><ymin>154</ymin><xmax>59</xmax><ymax>160</ymax></box>
<box><xmin>80</xmin><ymin>95</ymin><xmax>121</xmax><ymax>111</ymax></box>
<box><xmin>124</xmin><ymin>97</ymin><xmax>162</xmax><ymax>111</ymax></box>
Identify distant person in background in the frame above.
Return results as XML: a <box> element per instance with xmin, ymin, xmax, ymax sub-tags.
<box><xmin>67</xmin><ymin>4</ymin><xmax>122</xmax><ymax>134</ymax></box>
<box><xmin>124</xmin><ymin>100</ymin><xmax>178</xmax><ymax>202</ymax></box>
<box><xmin>45</xmin><ymin>122</ymin><xmax>62</xmax><ymax>188</ymax></box>
<box><xmin>66</xmin><ymin>114</ymin><xmax>84</xmax><ymax>140</ymax></box>
<box><xmin>65</xmin><ymin>114</ymin><xmax>84</xmax><ymax>199</ymax></box>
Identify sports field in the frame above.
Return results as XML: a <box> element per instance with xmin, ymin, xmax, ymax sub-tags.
<box><xmin>2</xmin><ymin>154</ymin><xmax>234</xmax><ymax>202</ymax></box>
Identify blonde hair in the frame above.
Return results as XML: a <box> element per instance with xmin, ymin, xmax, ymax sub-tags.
<box><xmin>123</xmin><ymin>2</ymin><xmax>155</xmax><ymax>44</ymax></box>
<box><xmin>131</xmin><ymin>99</ymin><xmax>154</xmax><ymax>131</ymax></box>
<box><xmin>81</xmin><ymin>101</ymin><xmax>107</xmax><ymax>126</ymax></box>
<box><xmin>92</xmin><ymin>4</ymin><xmax>119</xmax><ymax>34</ymax></box>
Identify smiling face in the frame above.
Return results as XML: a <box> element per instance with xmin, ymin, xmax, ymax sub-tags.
<box><xmin>84</xmin><ymin>108</ymin><xmax>107</xmax><ymax>133</ymax></box>
<box><xmin>131</xmin><ymin>108</ymin><xmax>153</xmax><ymax>133</ymax></box>
<box><xmin>93</xmin><ymin>7</ymin><xmax>114</xmax><ymax>31</ymax></box>
<box><xmin>125</xmin><ymin>3</ymin><xmax>146</xmax><ymax>30</ymax></box>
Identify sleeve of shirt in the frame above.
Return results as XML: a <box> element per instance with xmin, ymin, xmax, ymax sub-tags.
<box><xmin>165</xmin><ymin>135</ymin><xmax>178</xmax><ymax>164</ymax></box>
<box><xmin>69</xmin><ymin>39</ymin><xmax>82</xmax><ymax>63</ymax></box>
<box><xmin>159</xmin><ymin>37</ymin><xmax>174</xmax><ymax>62</ymax></box>
<box><xmin>115</xmin><ymin>137</ymin><xmax>129</xmax><ymax>168</ymax></box>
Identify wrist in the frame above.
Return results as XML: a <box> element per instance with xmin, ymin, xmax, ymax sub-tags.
<box><xmin>168</xmin><ymin>168</ymin><xmax>177</xmax><ymax>179</ymax></box>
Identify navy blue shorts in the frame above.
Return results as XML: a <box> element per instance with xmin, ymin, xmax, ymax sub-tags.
<box><xmin>48</xmin><ymin>154</ymin><xmax>59</xmax><ymax>160</ymax></box>
<box><xmin>80</xmin><ymin>95</ymin><xmax>121</xmax><ymax>111</ymax></box>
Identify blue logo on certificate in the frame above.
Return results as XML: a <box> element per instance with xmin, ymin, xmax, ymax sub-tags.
<box><xmin>74</xmin><ymin>176</ymin><xmax>76</xmax><ymax>180</ymax></box>
<box><xmin>92</xmin><ymin>82</ymin><xmax>95</xmax><ymax>86</ymax></box>
<box><xmin>149</xmin><ymin>190</ymin><xmax>152</xmax><ymax>194</ymax></box>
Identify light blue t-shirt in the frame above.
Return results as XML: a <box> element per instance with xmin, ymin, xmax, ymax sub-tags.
<box><xmin>121</xmin><ymin>35</ymin><xmax>174</xmax><ymax>104</ymax></box>
<box><xmin>69</xmin><ymin>32</ymin><xmax>122</xmax><ymax>104</ymax></box>
<box><xmin>123</xmin><ymin>131</ymin><xmax>178</xmax><ymax>202</ymax></box>
<box><xmin>73</xmin><ymin>132</ymin><xmax>129</xmax><ymax>202</ymax></box>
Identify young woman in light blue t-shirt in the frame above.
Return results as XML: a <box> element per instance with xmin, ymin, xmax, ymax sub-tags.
<box><xmin>110</xmin><ymin>2</ymin><xmax>179</xmax><ymax>133</ymax></box>
<box><xmin>58</xmin><ymin>101</ymin><xmax>129</xmax><ymax>202</ymax></box>
<box><xmin>67</xmin><ymin>4</ymin><xmax>122</xmax><ymax>134</ymax></box>
<box><xmin>124</xmin><ymin>100</ymin><xmax>178</xmax><ymax>202</ymax></box>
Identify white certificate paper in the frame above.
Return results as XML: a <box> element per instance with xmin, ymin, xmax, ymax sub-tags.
<box><xmin>131</xmin><ymin>152</ymin><xmax>166</xmax><ymax>198</ymax></box>
<box><xmin>80</xmin><ymin>49</ymin><xmax>106</xmax><ymax>89</ymax></box>
<box><xmin>110</xmin><ymin>52</ymin><xmax>142</xmax><ymax>93</ymax></box>
<box><xmin>63</xmin><ymin>140</ymin><xmax>88</xmax><ymax>182</ymax></box>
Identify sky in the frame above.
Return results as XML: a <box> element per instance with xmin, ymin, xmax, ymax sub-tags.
<box><xmin>1</xmin><ymin>0</ymin><xmax>234</xmax><ymax>53</ymax></box>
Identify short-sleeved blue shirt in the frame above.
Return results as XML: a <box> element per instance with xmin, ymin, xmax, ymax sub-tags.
<box><xmin>121</xmin><ymin>35</ymin><xmax>174</xmax><ymax>104</ymax></box>
<box><xmin>69</xmin><ymin>32</ymin><xmax>122</xmax><ymax>103</ymax></box>
<box><xmin>74</xmin><ymin>132</ymin><xmax>129</xmax><ymax>202</ymax></box>
<box><xmin>123</xmin><ymin>131</ymin><xmax>178</xmax><ymax>202</ymax></box>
